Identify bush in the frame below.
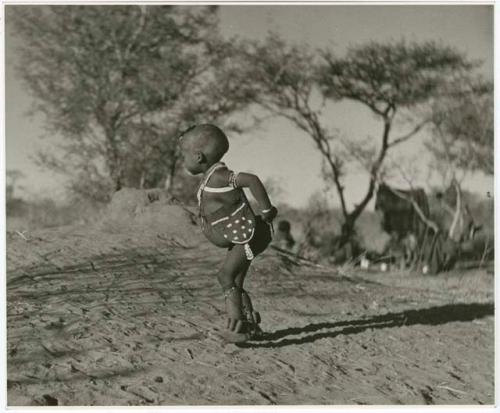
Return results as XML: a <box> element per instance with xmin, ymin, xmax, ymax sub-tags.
<box><xmin>274</xmin><ymin>192</ymin><xmax>391</xmax><ymax>263</ymax></box>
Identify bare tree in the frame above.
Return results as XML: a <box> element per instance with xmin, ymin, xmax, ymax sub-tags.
<box><xmin>318</xmin><ymin>40</ymin><xmax>472</xmax><ymax>243</ymax></box>
<box><xmin>236</xmin><ymin>35</ymin><xmax>472</xmax><ymax>245</ymax></box>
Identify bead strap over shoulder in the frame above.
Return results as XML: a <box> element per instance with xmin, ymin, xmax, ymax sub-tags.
<box><xmin>228</xmin><ymin>171</ymin><xmax>238</xmax><ymax>188</ymax></box>
<box><xmin>199</xmin><ymin>166</ymin><xmax>239</xmax><ymax>195</ymax></box>
<box><xmin>196</xmin><ymin>162</ymin><xmax>226</xmax><ymax>205</ymax></box>
<box><xmin>203</xmin><ymin>186</ymin><xmax>236</xmax><ymax>193</ymax></box>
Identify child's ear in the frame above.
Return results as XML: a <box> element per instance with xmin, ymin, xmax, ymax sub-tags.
<box><xmin>196</xmin><ymin>151</ymin><xmax>206</xmax><ymax>164</ymax></box>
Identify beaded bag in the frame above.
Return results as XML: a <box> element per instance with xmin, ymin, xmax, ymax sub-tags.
<box><xmin>198</xmin><ymin>163</ymin><xmax>257</xmax><ymax>254</ymax></box>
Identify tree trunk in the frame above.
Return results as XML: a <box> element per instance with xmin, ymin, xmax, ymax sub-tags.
<box><xmin>164</xmin><ymin>162</ymin><xmax>176</xmax><ymax>193</ymax></box>
<box><xmin>100</xmin><ymin>116</ymin><xmax>122</xmax><ymax>193</ymax></box>
<box><xmin>339</xmin><ymin>216</ymin><xmax>356</xmax><ymax>246</ymax></box>
<box><xmin>164</xmin><ymin>173</ymin><xmax>173</xmax><ymax>192</ymax></box>
<box><xmin>139</xmin><ymin>171</ymin><xmax>145</xmax><ymax>189</ymax></box>
<box><xmin>108</xmin><ymin>160</ymin><xmax>122</xmax><ymax>192</ymax></box>
<box><xmin>336</xmin><ymin>114</ymin><xmax>393</xmax><ymax>249</ymax></box>
<box><xmin>114</xmin><ymin>176</ymin><xmax>122</xmax><ymax>191</ymax></box>
<box><xmin>110</xmin><ymin>161</ymin><xmax>122</xmax><ymax>192</ymax></box>
<box><xmin>448</xmin><ymin>179</ymin><xmax>462</xmax><ymax>242</ymax></box>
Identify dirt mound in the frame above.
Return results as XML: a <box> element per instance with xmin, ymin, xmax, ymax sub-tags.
<box><xmin>98</xmin><ymin>188</ymin><xmax>202</xmax><ymax>247</ymax></box>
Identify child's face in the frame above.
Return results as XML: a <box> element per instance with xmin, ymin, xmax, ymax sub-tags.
<box><xmin>179</xmin><ymin>139</ymin><xmax>204</xmax><ymax>175</ymax></box>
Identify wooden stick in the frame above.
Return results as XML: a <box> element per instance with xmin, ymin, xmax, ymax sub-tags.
<box><xmin>437</xmin><ymin>385</ymin><xmax>467</xmax><ymax>395</ymax></box>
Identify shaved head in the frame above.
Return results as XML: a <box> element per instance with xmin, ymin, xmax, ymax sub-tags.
<box><xmin>180</xmin><ymin>124</ymin><xmax>229</xmax><ymax>163</ymax></box>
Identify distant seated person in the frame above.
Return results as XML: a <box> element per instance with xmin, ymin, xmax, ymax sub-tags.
<box><xmin>273</xmin><ymin>219</ymin><xmax>296</xmax><ymax>252</ymax></box>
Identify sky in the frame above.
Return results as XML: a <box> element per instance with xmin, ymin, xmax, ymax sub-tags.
<box><xmin>4</xmin><ymin>4</ymin><xmax>494</xmax><ymax>207</ymax></box>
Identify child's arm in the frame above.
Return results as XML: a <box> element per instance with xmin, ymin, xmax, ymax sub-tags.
<box><xmin>235</xmin><ymin>172</ymin><xmax>277</xmax><ymax>222</ymax></box>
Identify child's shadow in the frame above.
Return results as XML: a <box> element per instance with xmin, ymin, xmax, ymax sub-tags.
<box><xmin>238</xmin><ymin>302</ymin><xmax>493</xmax><ymax>349</ymax></box>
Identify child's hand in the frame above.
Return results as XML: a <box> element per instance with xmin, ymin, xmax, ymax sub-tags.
<box><xmin>261</xmin><ymin>206</ymin><xmax>278</xmax><ymax>223</ymax></box>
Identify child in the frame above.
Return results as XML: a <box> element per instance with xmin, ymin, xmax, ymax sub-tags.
<box><xmin>179</xmin><ymin>124</ymin><xmax>277</xmax><ymax>343</ymax></box>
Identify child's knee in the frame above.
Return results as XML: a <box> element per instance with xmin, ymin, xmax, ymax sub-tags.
<box><xmin>217</xmin><ymin>269</ymin><xmax>234</xmax><ymax>289</ymax></box>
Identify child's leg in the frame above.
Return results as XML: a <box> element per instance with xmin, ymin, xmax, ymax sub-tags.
<box><xmin>218</xmin><ymin>244</ymin><xmax>250</xmax><ymax>290</ymax></box>
<box><xmin>218</xmin><ymin>245</ymin><xmax>250</xmax><ymax>336</ymax></box>
<box><xmin>234</xmin><ymin>267</ymin><xmax>249</xmax><ymax>290</ymax></box>
<box><xmin>234</xmin><ymin>259</ymin><xmax>263</xmax><ymax>336</ymax></box>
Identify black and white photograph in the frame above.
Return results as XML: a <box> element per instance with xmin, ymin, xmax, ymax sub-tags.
<box><xmin>3</xmin><ymin>2</ymin><xmax>495</xmax><ymax>407</ymax></box>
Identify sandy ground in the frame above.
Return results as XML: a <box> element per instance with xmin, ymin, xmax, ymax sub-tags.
<box><xmin>6</xmin><ymin>211</ymin><xmax>494</xmax><ymax>406</ymax></box>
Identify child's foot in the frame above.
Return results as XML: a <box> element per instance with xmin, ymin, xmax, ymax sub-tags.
<box><xmin>223</xmin><ymin>286</ymin><xmax>250</xmax><ymax>343</ymax></box>
<box><xmin>241</xmin><ymin>289</ymin><xmax>263</xmax><ymax>339</ymax></box>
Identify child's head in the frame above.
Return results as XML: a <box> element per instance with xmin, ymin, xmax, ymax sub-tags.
<box><xmin>179</xmin><ymin>124</ymin><xmax>229</xmax><ymax>175</ymax></box>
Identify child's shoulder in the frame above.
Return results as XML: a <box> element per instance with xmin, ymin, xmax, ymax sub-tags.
<box><xmin>207</xmin><ymin>165</ymin><xmax>233</xmax><ymax>188</ymax></box>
